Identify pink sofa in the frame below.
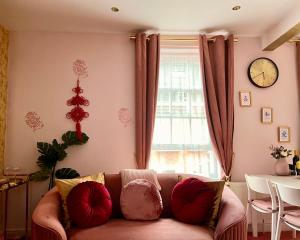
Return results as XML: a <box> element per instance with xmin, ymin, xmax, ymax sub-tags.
<box><xmin>32</xmin><ymin>173</ymin><xmax>247</xmax><ymax>240</ymax></box>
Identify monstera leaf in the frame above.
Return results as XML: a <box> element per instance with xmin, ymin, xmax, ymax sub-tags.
<box><xmin>36</xmin><ymin>140</ymin><xmax>68</xmax><ymax>170</ymax></box>
<box><xmin>51</xmin><ymin>139</ymin><xmax>68</xmax><ymax>161</ymax></box>
<box><xmin>31</xmin><ymin>130</ymin><xmax>88</xmax><ymax>190</ymax></box>
<box><xmin>29</xmin><ymin>170</ymin><xmax>50</xmax><ymax>181</ymax></box>
<box><xmin>62</xmin><ymin>131</ymin><xmax>89</xmax><ymax>146</ymax></box>
<box><xmin>55</xmin><ymin>168</ymin><xmax>80</xmax><ymax>179</ymax></box>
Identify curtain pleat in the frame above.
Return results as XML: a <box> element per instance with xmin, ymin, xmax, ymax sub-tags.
<box><xmin>297</xmin><ymin>43</ymin><xmax>300</xmax><ymax>91</ymax></box>
<box><xmin>0</xmin><ymin>25</ymin><xmax>9</xmax><ymax>177</ymax></box>
<box><xmin>199</xmin><ymin>35</ymin><xmax>234</xmax><ymax>180</ymax></box>
<box><xmin>135</xmin><ymin>33</ymin><xmax>160</xmax><ymax>169</ymax></box>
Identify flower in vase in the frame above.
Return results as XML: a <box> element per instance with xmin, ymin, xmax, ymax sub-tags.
<box><xmin>270</xmin><ymin>145</ymin><xmax>292</xmax><ymax>160</ymax></box>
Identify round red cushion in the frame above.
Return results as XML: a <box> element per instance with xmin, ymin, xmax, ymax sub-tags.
<box><xmin>66</xmin><ymin>181</ymin><xmax>112</xmax><ymax>228</ymax></box>
<box><xmin>171</xmin><ymin>178</ymin><xmax>215</xmax><ymax>224</ymax></box>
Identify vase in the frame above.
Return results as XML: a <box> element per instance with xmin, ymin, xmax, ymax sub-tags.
<box><xmin>274</xmin><ymin>158</ymin><xmax>290</xmax><ymax>176</ymax></box>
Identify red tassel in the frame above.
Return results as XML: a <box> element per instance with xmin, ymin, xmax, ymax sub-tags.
<box><xmin>76</xmin><ymin>122</ymin><xmax>82</xmax><ymax>141</ymax></box>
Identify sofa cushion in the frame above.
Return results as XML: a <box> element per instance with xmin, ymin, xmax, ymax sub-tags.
<box><xmin>178</xmin><ymin>176</ymin><xmax>225</xmax><ymax>228</ymax></box>
<box><xmin>120</xmin><ymin>179</ymin><xmax>163</xmax><ymax>220</ymax></box>
<box><xmin>67</xmin><ymin>181</ymin><xmax>112</xmax><ymax>228</ymax></box>
<box><xmin>55</xmin><ymin>173</ymin><xmax>105</xmax><ymax>228</ymax></box>
<box><xmin>67</xmin><ymin>218</ymin><xmax>214</xmax><ymax>240</ymax></box>
<box><xmin>171</xmin><ymin>178</ymin><xmax>223</xmax><ymax>226</ymax></box>
<box><xmin>104</xmin><ymin>173</ymin><xmax>179</xmax><ymax>219</ymax></box>
<box><xmin>104</xmin><ymin>173</ymin><xmax>122</xmax><ymax>218</ymax></box>
<box><xmin>120</xmin><ymin>169</ymin><xmax>161</xmax><ymax>190</ymax></box>
<box><xmin>157</xmin><ymin>174</ymin><xmax>179</xmax><ymax>217</ymax></box>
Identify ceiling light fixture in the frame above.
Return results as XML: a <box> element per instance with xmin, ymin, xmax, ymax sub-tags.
<box><xmin>111</xmin><ymin>7</ymin><xmax>119</xmax><ymax>12</ymax></box>
<box><xmin>232</xmin><ymin>6</ymin><xmax>241</xmax><ymax>11</ymax></box>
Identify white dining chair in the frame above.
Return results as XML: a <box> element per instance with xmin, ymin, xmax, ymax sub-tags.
<box><xmin>245</xmin><ymin>175</ymin><xmax>278</xmax><ymax>240</ymax></box>
<box><xmin>274</xmin><ymin>182</ymin><xmax>300</xmax><ymax>240</ymax></box>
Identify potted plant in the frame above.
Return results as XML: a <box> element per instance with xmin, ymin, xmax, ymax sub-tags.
<box><xmin>270</xmin><ymin>145</ymin><xmax>292</xmax><ymax>176</ymax></box>
<box><xmin>30</xmin><ymin>131</ymin><xmax>89</xmax><ymax>190</ymax></box>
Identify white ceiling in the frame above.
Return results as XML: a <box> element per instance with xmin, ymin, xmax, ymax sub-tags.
<box><xmin>0</xmin><ymin>0</ymin><xmax>299</xmax><ymax>36</ymax></box>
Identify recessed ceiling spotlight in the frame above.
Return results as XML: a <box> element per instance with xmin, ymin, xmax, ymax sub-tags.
<box><xmin>111</xmin><ymin>7</ymin><xmax>119</xmax><ymax>12</ymax></box>
<box><xmin>232</xmin><ymin>5</ymin><xmax>241</xmax><ymax>11</ymax></box>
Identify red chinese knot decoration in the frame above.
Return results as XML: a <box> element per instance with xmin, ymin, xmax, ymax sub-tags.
<box><xmin>66</xmin><ymin>60</ymin><xmax>89</xmax><ymax>141</ymax></box>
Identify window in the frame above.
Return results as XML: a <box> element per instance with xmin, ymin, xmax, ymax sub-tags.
<box><xmin>150</xmin><ymin>47</ymin><xmax>220</xmax><ymax>179</ymax></box>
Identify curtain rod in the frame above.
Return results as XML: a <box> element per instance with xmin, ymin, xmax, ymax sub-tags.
<box><xmin>130</xmin><ymin>35</ymin><xmax>300</xmax><ymax>43</ymax></box>
<box><xmin>288</xmin><ymin>38</ymin><xmax>300</xmax><ymax>43</ymax></box>
<box><xmin>130</xmin><ymin>35</ymin><xmax>239</xmax><ymax>42</ymax></box>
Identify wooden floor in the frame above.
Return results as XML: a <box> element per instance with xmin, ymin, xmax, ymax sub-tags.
<box><xmin>248</xmin><ymin>231</ymin><xmax>300</xmax><ymax>240</ymax></box>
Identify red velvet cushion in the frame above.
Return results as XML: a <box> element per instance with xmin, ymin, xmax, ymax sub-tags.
<box><xmin>171</xmin><ymin>178</ymin><xmax>215</xmax><ymax>224</ymax></box>
<box><xmin>67</xmin><ymin>181</ymin><xmax>112</xmax><ymax>228</ymax></box>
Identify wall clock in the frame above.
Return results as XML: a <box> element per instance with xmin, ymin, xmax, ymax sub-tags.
<box><xmin>247</xmin><ymin>57</ymin><xmax>279</xmax><ymax>88</ymax></box>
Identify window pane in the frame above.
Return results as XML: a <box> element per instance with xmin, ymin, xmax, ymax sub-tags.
<box><xmin>150</xmin><ymin>46</ymin><xmax>220</xmax><ymax>179</ymax></box>
<box><xmin>152</xmin><ymin>119</ymin><xmax>171</xmax><ymax>144</ymax></box>
<box><xmin>172</xmin><ymin>118</ymin><xmax>190</xmax><ymax>144</ymax></box>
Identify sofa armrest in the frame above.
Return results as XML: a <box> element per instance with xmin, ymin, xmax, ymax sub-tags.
<box><xmin>32</xmin><ymin>187</ymin><xmax>67</xmax><ymax>240</ymax></box>
<box><xmin>214</xmin><ymin>186</ymin><xmax>247</xmax><ymax>240</ymax></box>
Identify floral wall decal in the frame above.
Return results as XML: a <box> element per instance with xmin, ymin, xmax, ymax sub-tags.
<box><xmin>25</xmin><ymin>111</ymin><xmax>44</xmax><ymax>131</ymax></box>
<box><xmin>66</xmin><ymin>59</ymin><xmax>89</xmax><ymax>141</ymax></box>
<box><xmin>72</xmin><ymin>59</ymin><xmax>88</xmax><ymax>78</ymax></box>
<box><xmin>118</xmin><ymin>108</ymin><xmax>132</xmax><ymax>127</ymax></box>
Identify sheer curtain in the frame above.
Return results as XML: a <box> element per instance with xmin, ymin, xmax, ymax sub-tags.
<box><xmin>150</xmin><ymin>44</ymin><xmax>220</xmax><ymax>179</ymax></box>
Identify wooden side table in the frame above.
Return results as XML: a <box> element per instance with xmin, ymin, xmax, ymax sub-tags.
<box><xmin>0</xmin><ymin>176</ymin><xmax>29</xmax><ymax>240</ymax></box>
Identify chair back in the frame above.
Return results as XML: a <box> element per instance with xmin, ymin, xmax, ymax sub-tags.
<box><xmin>275</xmin><ymin>183</ymin><xmax>300</xmax><ymax>207</ymax></box>
<box><xmin>245</xmin><ymin>175</ymin><xmax>277</xmax><ymax>208</ymax></box>
<box><xmin>245</xmin><ymin>175</ymin><xmax>272</xmax><ymax>195</ymax></box>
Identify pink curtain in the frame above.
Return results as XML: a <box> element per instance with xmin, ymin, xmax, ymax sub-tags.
<box><xmin>199</xmin><ymin>35</ymin><xmax>234</xmax><ymax>180</ymax></box>
<box><xmin>135</xmin><ymin>33</ymin><xmax>160</xmax><ymax>169</ymax></box>
<box><xmin>297</xmin><ymin>43</ymin><xmax>300</xmax><ymax>87</ymax></box>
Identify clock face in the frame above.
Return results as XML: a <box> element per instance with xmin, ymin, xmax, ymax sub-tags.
<box><xmin>248</xmin><ymin>58</ymin><xmax>279</xmax><ymax>88</ymax></box>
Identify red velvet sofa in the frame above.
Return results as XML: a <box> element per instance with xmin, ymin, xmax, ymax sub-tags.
<box><xmin>32</xmin><ymin>173</ymin><xmax>247</xmax><ymax>240</ymax></box>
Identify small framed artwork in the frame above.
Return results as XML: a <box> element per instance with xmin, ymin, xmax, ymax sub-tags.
<box><xmin>278</xmin><ymin>126</ymin><xmax>290</xmax><ymax>143</ymax></box>
<box><xmin>239</xmin><ymin>91</ymin><xmax>251</xmax><ymax>107</ymax></box>
<box><xmin>261</xmin><ymin>107</ymin><xmax>273</xmax><ymax>124</ymax></box>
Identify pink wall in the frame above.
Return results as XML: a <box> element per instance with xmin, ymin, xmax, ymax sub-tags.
<box><xmin>232</xmin><ymin>37</ymin><xmax>300</xmax><ymax>181</ymax></box>
<box><xmin>4</xmin><ymin>33</ymin><xmax>300</xmax><ymax>230</ymax></box>
<box><xmin>5</xmin><ymin>31</ymin><xmax>136</xmax><ymax>230</ymax></box>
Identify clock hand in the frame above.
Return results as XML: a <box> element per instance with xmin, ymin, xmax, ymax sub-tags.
<box><xmin>252</xmin><ymin>72</ymin><xmax>264</xmax><ymax>79</ymax></box>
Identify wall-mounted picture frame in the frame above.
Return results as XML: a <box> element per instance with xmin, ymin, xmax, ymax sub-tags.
<box><xmin>278</xmin><ymin>126</ymin><xmax>290</xmax><ymax>143</ymax></box>
<box><xmin>239</xmin><ymin>91</ymin><xmax>251</xmax><ymax>107</ymax></box>
<box><xmin>261</xmin><ymin>107</ymin><xmax>273</xmax><ymax>124</ymax></box>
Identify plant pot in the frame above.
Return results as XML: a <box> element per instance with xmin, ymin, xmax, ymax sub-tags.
<box><xmin>274</xmin><ymin>158</ymin><xmax>290</xmax><ymax>176</ymax></box>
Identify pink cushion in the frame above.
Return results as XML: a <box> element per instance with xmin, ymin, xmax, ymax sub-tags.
<box><xmin>251</xmin><ymin>198</ymin><xmax>273</xmax><ymax>212</ymax></box>
<box><xmin>283</xmin><ymin>210</ymin><xmax>300</xmax><ymax>227</ymax></box>
<box><xmin>66</xmin><ymin>181</ymin><xmax>112</xmax><ymax>228</ymax></box>
<box><xmin>251</xmin><ymin>197</ymin><xmax>299</xmax><ymax>213</ymax></box>
<box><xmin>120</xmin><ymin>179</ymin><xmax>163</xmax><ymax>220</ymax></box>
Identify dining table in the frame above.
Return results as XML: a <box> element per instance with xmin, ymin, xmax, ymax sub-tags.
<box><xmin>253</xmin><ymin>174</ymin><xmax>300</xmax><ymax>188</ymax></box>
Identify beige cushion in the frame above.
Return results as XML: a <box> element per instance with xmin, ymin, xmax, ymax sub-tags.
<box><xmin>120</xmin><ymin>169</ymin><xmax>161</xmax><ymax>190</ymax></box>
